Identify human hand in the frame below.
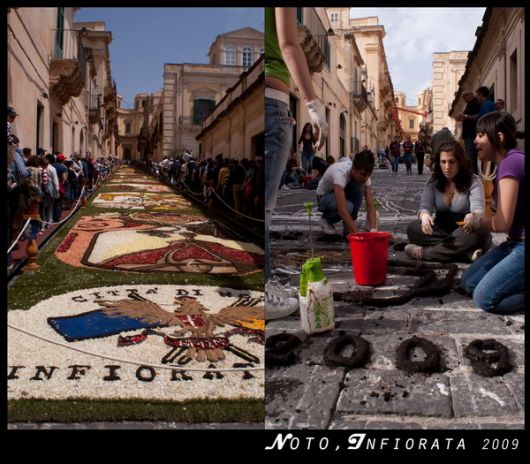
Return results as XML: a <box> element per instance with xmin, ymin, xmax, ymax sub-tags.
<box><xmin>420</xmin><ymin>212</ymin><xmax>434</xmax><ymax>235</ymax></box>
<box><xmin>306</xmin><ymin>99</ymin><xmax>328</xmax><ymax>151</ymax></box>
<box><xmin>462</xmin><ymin>212</ymin><xmax>480</xmax><ymax>233</ymax></box>
<box><xmin>369</xmin><ymin>228</ymin><xmax>378</xmax><ymax>232</ymax></box>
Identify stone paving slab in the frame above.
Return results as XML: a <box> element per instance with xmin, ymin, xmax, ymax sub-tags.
<box><xmin>451</xmin><ymin>373</ymin><xmax>522</xmax><ymax>417</ymax></box>
<box><xmin>266</xmin><ymin>362</ymin><xmax>345</xmax><ymax>429</ymax></box>
<box><xmin>336</xmin><ymin>369</ymin><xmax>453</xmax><ymax>418</ymax></box>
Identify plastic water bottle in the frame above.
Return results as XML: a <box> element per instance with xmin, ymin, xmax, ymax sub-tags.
<box><xmin>299</xmin><ymin>257</ymin><xmax>334</xmax><ymax>334</ymax></box>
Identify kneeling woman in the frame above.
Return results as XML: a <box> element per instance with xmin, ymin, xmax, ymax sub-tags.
<box><xmin>460</xmin><ymin>112</ymin><xmax>524</xmax><ymax>314</ymax></box>
<box><xmin>406</xmin><ymin>140</ymin><xmax>491</xmax><ymax>261</ymax></box>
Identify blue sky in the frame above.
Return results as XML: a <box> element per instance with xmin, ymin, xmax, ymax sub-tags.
<box><xmin>350</xmin><ymin>7</ymin><xmax>486</xmax><ymax>106</ymax></box>
<box><xmin>74</xmin><ymin>8</ymin><xmax>264</xmax><ymax>108</ymax></box>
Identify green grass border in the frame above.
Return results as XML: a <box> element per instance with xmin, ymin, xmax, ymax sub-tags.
<box><xmin>8</xmin><ymin>398</ymin><xmax>264</xmax><ymax>424</ymax></box>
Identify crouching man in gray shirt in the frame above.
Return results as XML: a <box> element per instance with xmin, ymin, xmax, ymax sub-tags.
<box><xmin>316</xmin><ymin>150</ymin><xmax>377</xmax><ymax>237</ymax></box>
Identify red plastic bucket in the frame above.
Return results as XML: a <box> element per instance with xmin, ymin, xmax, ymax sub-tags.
<box><xmin>347</xmin><ymin>232</ymin><xmax>391</xmax><ymax>286</ymax></box>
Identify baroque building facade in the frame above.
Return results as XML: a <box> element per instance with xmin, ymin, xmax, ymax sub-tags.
<box><xmin>141</xmin><ymin>27</ymin><xmax>264</xmax><ymax>160</ymax></box>
<box><xmin>431</xmin><ymin>51</ymin><xmax>468</xmax><ymax>134</ymax></box>
<box><xmin>7</xmin><ymin>7</ymin><xmax>118</xmax><ymax>158</ymax></box>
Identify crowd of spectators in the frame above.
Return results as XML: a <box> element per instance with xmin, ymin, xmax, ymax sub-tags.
<box><xmin>138</xmin><ymin>151</ymin><xmax>264</xmax><ymax>220</ymax></box>
<box><xmin>7</xmin><ymin>105</ymin><xmax>118</xmax><ymax>270</ymax></box>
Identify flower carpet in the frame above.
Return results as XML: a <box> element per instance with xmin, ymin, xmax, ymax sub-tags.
<box><xmin>8</xmin><ymin>166</ymin><xmax>264</xmax><ymax>422</ymax></box>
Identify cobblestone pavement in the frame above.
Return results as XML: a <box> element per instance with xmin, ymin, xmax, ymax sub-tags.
<box><xmin>266</xmin><ymin>167</ymin><xmax>524</xmax><ymax>430</ymax></box>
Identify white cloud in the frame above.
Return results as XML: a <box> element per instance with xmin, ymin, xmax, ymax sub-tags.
<box><xmin>350</xmin><ymin>7</ymin><xmax>486</xmax><ymax>105</ymax></box>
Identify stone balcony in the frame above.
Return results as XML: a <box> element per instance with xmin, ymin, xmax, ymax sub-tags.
<box><xmin>351</xmin><ymin>81</ymin><xmax>369</xmax><ymax>112</ymax></box>
<box><xmin>49</xmin><ymin>29</ymin><xmax>86</xmax><ymax>106</ymax></box>
<box><xmin>49</xmin><ymin>59</ymin><xmax>84</xmax><ymax>106</ymax></box>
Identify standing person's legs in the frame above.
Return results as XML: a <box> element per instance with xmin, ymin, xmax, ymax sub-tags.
<box><xmin>265</xmin><ymin>97</ymin><xmax>293</xmax><ymax>280</ymax></box>
<box><xmin>404</xmin><ymin>153</ymin><xmax>412</xmax><ymax>173</ymax></box>
<box><xmin>394</xmin><ymin>155</ymin><xmax>400</xmax><ymax>173</ymax></box>
<box><xmin>416</xmin><ymin>153</ymin><xmax>424</xmax><ymax>175</ymax></box>
<box><xmin>460</xmin><ymin>241</ymin><xmax>524</xmax><ymax>313</ymax></box>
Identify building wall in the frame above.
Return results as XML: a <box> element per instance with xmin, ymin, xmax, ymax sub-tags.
<box><xmin>209</xmin><ymin>27</ymin><xmax>264</xmax><ymax>66</ymax></box>
<box><xmin>8</xmin><ymin>8</ymin><xmax>116</xmax><ymax>159</ymax></box>
<box><xmin>432</xmin><ymin>51</ymin><xmax>468</xmax><ymax>133</ymax></box>
<box><xmin>449</xmin><ymin>7</ymin><xmax>524</xmax><ymax>149</ymax></box>
<box><xmin>197</xmin><ymin>58</ymin><xmax>264</xmax><ymax>160</ymax></box>
<box><xmin>158</xmin><ymin>28</ymin><xmax>263</xmax><ymax>159</ymax></box>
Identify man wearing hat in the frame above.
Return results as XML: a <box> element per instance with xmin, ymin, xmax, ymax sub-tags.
<box><xmin>7</xmin><ymin>106</ymin><xmax>20</xmax><ymax>146</ymax></box>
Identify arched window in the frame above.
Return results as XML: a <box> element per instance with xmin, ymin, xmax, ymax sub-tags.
<box><xmin>225</xmin><ymin>45</ymin><xmax>236</xmax><ymax>66</ymax></box>
<box><xmin>259</xmin><ymin>47</ymin><xmax>264</xmax><ymax>56</ymax></box>
<box><xmin>242</xmin><ymin>47</ymin><xmax>252</xmax><ymax>67</ymax></box>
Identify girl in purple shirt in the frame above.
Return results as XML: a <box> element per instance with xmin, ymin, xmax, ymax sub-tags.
<box><xmin>460</xmin><ymin>111</ymin><xmax>525</xmax><ymax>313</ymax></box>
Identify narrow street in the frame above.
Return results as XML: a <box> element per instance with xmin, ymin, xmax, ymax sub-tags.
<box><xmin>266</xmin><ymin>166</ymin><xmax>524</xmax><ymax>430</ymax></box>
<box><xmin>8</xmin><ymin>165</ymin><xmax>264</xmax><ymax>425</ymax></box>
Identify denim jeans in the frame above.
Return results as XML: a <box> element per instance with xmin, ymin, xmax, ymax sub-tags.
<box><xmin>391</xmin><ymin>155</ymin><xmax>400</xmax><ymax>173</ymax></box>
<box><xmin>460</xmin><ymin>240</ymin><xmax>525</xmax><ymax>313</ymax></box>
<box><xmin>265</xmin><ymin>97</ymin><xmax>294</xmax><ymax>280</ymax></box>
<box><xmin>464</xmin><ymin>137</ymin><xmax>478</xmax><ymax>174</ymax></box>
<box><xmin>403</xmin><ymin>153</ymin><xmax>412</xmax><ymax>172</ymax></box>
<box><xmin>317</xmin><ymin>179</ymin><xmax>364</xmax><ymax>224</ymax></box>
<box><xmin>301</xmin><ymin>151</ymin><xmax>314</xmax><ymax>174</ymax></box>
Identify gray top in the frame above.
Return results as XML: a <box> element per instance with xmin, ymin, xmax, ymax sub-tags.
<box><xmin>419</xmin><ymin>174</ymin><xmax>485</xmax><ymax>216</ymax></box>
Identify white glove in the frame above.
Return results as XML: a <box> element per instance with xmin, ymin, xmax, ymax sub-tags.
<box><xmin>306</xmin><ymin>99</ymin><xmax>328</xmax><ymax>151</ymax></box>
<box><xmin>462</xmin><ymin>212</ymin><xmax>481</xmax><ymax>233</ymax></box>
<box><xmin>420</xmin><ymin>212</ymin><xmax>434</xmax><ymax>235</ymax></box>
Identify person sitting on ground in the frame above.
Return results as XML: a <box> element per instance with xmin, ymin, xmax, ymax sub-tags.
<box><xmin>460</xmin><ymin>111</ymin><xmax>524</xmax><ymax>314</ymax></box>
<box><xmin>405</xmin><ymin>140</ymin><xmax>491</xmax><ymax>262</ymax></box>
<box><xmin>316</xmin><ymin>150</ymin><xmax>377</xmax><ymax>237</ymax></box>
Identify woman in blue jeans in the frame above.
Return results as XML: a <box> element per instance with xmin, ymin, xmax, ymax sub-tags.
<box><xmin>460</xmin><ymin>111</ymin><xmax>525</xmax><ymax>314</ymax></box>
<box><xmin>264</xmin><ymin>7</ymin><xmax>328</xmax><ymax>281</ymax></box>
<box><xmin>298</xmin><ymin>122</ymin><xmax>316</xmax><ymax>174</ymax></box>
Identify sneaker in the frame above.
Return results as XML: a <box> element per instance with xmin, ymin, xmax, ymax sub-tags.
<box><xmin>470</xmin><ymin>248</ymin><xmax>483</xmax><ymax>262</ymax></box>
<box><xmin>319</xmin><ymin>217</ymin><xmax>337</xmax><ymax>235</ymax></box>
<box><xmin>405</xmin><ymin>244</ymin><xmax>424</xmax><ymax>260</ymax></box>
<box><xmin>280</xmin><ymin>184</ymin><xmax>290</xmax><ymax>191</ymax></box>
<box><xmin>265</xmin><ymin>280</ymin><xmax>299</xmax><ymax>321</ymax></box>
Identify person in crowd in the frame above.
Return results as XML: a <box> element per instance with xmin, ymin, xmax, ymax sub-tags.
<box><xmin>389</xmin><ymin>135</ymin><xmax>401</xmax><ymax>174</ymax></box>
<box><xmin>402</xmin><ymin>135</ymin><xmax>414</xmax><ymax>175</ymax></box>
<box><xmin>22</xmin><ymin>147</ymin><xmax>33</xmax><ymax>164</ymax></box>
<box><xmin>298</xmin><ymin>122</ymin><xmax>316</xmax><ymax>175</ymax></box>
<box><xmin>405</xmin><ymin>140</ymin><xmax>491</xmax><ymax>262</ymax></box>
<box><xmin>460</xmin><ymin>111</ymin><xmax>524</xmax><ymax>314</ymax></box>
<box><xmin>431</xmin><ymin>127</ymin><xmax>454</xmax><ymax>155</ymax></box>
<box><xmin>23</xmin><ymin>155</ymin><xmax>43</xmax><ymax>208</ymax></box>
<box><xmin>414</xmin><ymin>139</ymin><xmax>426</xmax><ymax>175</ymax></box>
<box><xmin>456</xmin><ymin>90</ymin><xmax>481</xmax><ymax>174</ymax></box>
<box><xmin>230</xmin><ymin>158</ymin><xmax>246</xmax><ymax>213</ymax></box>
<box><xmin>316</xmin><ymin>150</ymin><xmax>377</xmax><ymax>237</ymax></box>
<box><xmin>476</xmin><ymin>86</ymin><xmax>497</xmax><ymax>117</ymax></box>
<box><xmin>378</xmin><ymin>146</ymin><xmax>387</xmax><ymax>167</ymax></box>
<box><xmin>495</xmin><ymin>98</ymin><xmax>505</xmax><ymax>111</ymax></box>
<box><xmin>7</xmin><ymin>106</ymin><xmax>20</xmax><ymax>147</ymax></box>
<box><xmin>40</xmin><ymin>155</ymin><xmax>59</xmax><ymax>228</ymax></box>
<box><xmin>52</xmin><ymin>153</ymin><xmax>67</xmax><ymax>221</ymax></box>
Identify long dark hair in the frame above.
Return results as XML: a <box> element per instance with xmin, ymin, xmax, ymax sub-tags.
<box><xmin>431</xmin><ymin>140</ymin><xmax>473</xmax><ymax>193</ymax></box>
<box><xmin>476</xmin><ymin>111</ymin><xmax>525</xmax><ymax>152</ymax></box>
<box><xmin>298</xmin><ymin>123</ymin><xmax>314</xmax><ymax>144</ymax></box>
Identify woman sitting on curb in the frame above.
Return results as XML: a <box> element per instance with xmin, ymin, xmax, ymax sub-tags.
<box><xmin>405</xmin><ymin>140</ymin><xmax>491</xmax><ymax>262</ymax></box>
<box><xmin>460</xmin><ymin>111</ymin><xmax>525</xmax><ymax>314</ymax></box>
